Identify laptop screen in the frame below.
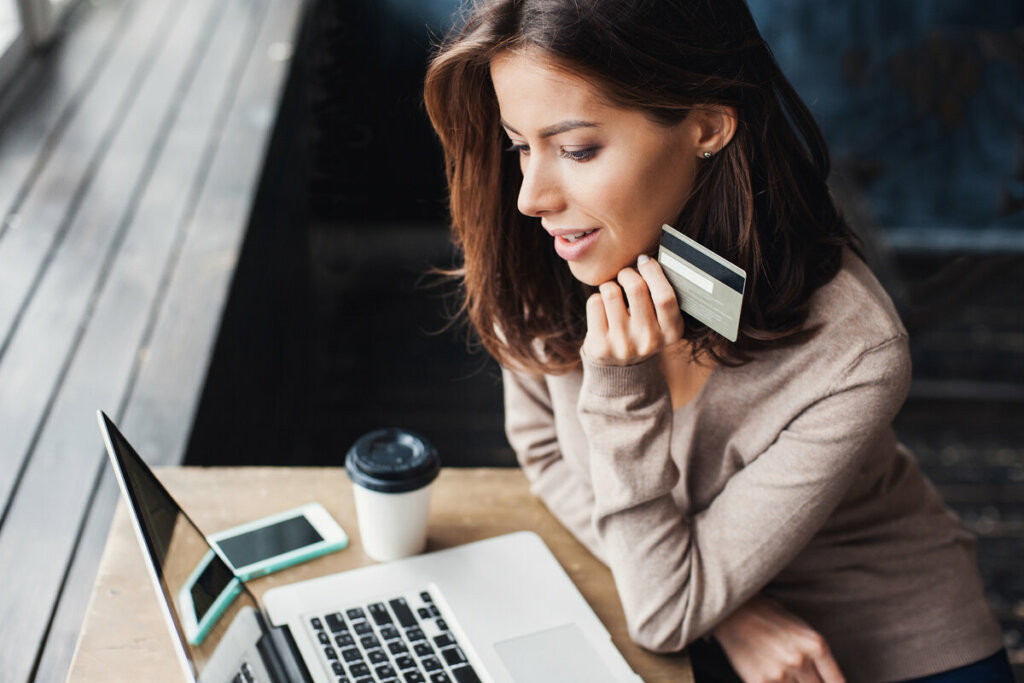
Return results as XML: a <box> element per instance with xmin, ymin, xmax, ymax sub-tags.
<box><xmin>100</xmin><ymin>413</ymin><xmax>264</xmax><ymax>681</ymax></box>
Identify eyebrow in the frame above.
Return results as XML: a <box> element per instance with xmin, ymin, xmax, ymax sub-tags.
<box><xmin>500</xmin><ymin>118</ymin><xmax>599</xmax><ymax>139</ymax></box>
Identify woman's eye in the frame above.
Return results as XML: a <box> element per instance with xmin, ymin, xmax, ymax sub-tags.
<box><xmin>560</xmin><ymin>147</ymin><xmax>598</xmax><ymax>162</ymax></box>
<box><xmin>505</xmin><ymin>142</ymin><xmax>530</xmax><ymax>156</ymax></box>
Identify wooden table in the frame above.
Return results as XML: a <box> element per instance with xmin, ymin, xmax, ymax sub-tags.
<box><xmin>67</xmin><ymin>467</ymin><xmax>693</xmax><ymax>682</ymax></box>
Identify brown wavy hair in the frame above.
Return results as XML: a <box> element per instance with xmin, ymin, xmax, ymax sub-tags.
<box><xmin>423</xmin><ymin>0</ymin><xmax>858</xmax><ymax>374</ymax></box>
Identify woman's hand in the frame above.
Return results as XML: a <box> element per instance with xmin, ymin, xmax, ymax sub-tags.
<box><xmin>711</xmin><ymin>595</ymin><xmax>845</xmax><ymax>683</ymax></box>
<box><xmin>582</xmin><ymin>255</ymin><xmax>685</xmax><ymax>366</ymax></box>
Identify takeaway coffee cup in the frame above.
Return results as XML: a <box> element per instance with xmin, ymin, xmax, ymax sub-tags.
<box><xmin>345</xmin><ymin>428</ymin><xmax>440</xmax><ymax>562</ymax></box>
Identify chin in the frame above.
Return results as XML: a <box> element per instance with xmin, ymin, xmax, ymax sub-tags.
<box><xmin>567</xmin><ymin>261</ymin><xmax>617</xmax><ymax>288</ymax></box>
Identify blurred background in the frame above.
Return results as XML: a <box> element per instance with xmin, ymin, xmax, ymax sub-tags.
<box><xmin>0</xmin><ymin>0</ymin><xmax>1021</xmax><ymax>679</ymax></box>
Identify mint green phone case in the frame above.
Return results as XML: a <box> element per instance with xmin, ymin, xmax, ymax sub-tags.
<box><xmin>208</xmin><ymin>502</ymin><xmax>349</xmax><ymax>582</ymax></box>
<box><xmin>179</xmin><ymin>504</ymin><xmax>348</xmax><ymax>645</ymax></box>
<box><xmin>178</xmin><ymin>549</ymin><xmax>243</xmax><ymax>646</ymax></box>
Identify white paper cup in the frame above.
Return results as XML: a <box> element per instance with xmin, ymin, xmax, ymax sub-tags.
<box><xmin>345</xmin><ymin>428</ymin><xmax>440</xmax><ymax>562</ymax></box>
<box><xmin>351</xmin><ymin>484</ymin><xmax>433</xmax><ymax>561</ymax></box>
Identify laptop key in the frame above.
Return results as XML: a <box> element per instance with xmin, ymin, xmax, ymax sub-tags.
<box><xmin>346</xmin><ymin>608</ymin><xmax>367</xmax><ymax>621</ymax></box>
<box><xmin>311</xmin><ymin>617</ymin><xmax>324</xmax><ymax>631</ymax></box>
<box><xmin>326</xmin><ymin>613</ymin><xmax>347</xmax><ymax>633</ymax></box>
<box><xmin>389</xmin><ymin>641</ymin><xmax>409</xmax><ymax>655</ymax></box>
<box><xmin>349</xmin><ymin>662</ymin><xmax>370</xmax><ymax>677</ymax></box>
<box><xmin>429</xmin><ymin>674</ymin><xmax>450</xmax><ymax>683</ymax></box>
<box><xmin>403</xmin><ymin>672</ymin><xmax>426</xmax><ymax>683</ymax></box>
<box><xmin>450</xmin><ymin>666</ymin><xmax>482</xmax><ymax>683</ymax></box>
<box><xmin>395</xmin><ymin>655</ymin><xmax>416</xmax><ymax>670</ymax></box>
<box><xmin>369</xmin><ymin>602</ymin><xmax>393</xmax><ymax>626</ymax></box>
<box><xmin>420</xmin><ymin>592</ymin><xmax>434</xmax><ymax>604</ymax></box>
<box><xmin>342</xmin><ymin>648</ymin><xmax>362</xmax><ymax>662</ymax></box>
<box><xmin>418</xmin><ymin>607</ymin><xmax>432</xmax><ymax>620</ymax></box>
<box><xmin>324</xmin><ymin>646</ymin><xmax>338</xmax><ymax>660</ymax></box>
<box><xmin>414</xmin><ymin>642</ymin><xmax>434</xmax><ymax>657</ymax></box>
<box><xmin>406</xmin><ymin>627</ymin><xmax>425</xmax><ymax>642</ymax></box>
<box><xmin>367</xmin><ymin>648</ymin><xmax>389</xmax><ymax>664</ymax></box>
<box><xmin>433</xmin><ymin>634</ymin><xmax>454</xmax><ymax>649</ymax></box>
<box><xmin>360</xmin><ymin>635</ymin><xmax>380</xmax><ymax>650</ymax></box>
<box><xmin>332</xmin><ymin>662</ymin><xmax>345</xmax><ymax>675</ymax></box>
<box><xmin>317</xmin><ymin>631</ymin><xmax>330</xmax><ymax>645</ymax></box>
<box><xmin>354</xmin><ymin>678</ymin><xmax>373</xmax><ymax>683</ymax></box>
<box><xmin>381</xmin><ymin>625</ymin><xmax>400</xmax><ymax>640</ymax></box>
<box><xmin>420</xmin><ymin>656</ymin><xmax>441</xmax><ymax>671</ymax></box>
<box><xmin>376</xmin><ymin>664</ymin><xmax>397</xmax><ymax>678</ymax></box>
<box><xmin>389</xmin><ymin>598</ymin><xmax>418</xmax><ymax>628</ymax></box>
<box><xmin>435</xmin><ymin>619</ymin><xmax>448</xmax><ymax>631</ymax></box>
<box><xmin>353</xmin><ymin>621</ymin><xmax>374</xmax><ymax>635</ymax></box>
<box><xmin>441</xmin><ymin>647</ymin><xmax>466</xmax><ymax>666</ymax></box>
<box><xmin>335</xmin><ymin>633</ymin><xmax>355</xmax><ymax>648</ymax></box>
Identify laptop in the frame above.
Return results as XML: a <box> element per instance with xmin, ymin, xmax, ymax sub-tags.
<box><xmin>97</xmin><ymin>411</ymin><xmax>642</xmax><ymax>683</ymax></box>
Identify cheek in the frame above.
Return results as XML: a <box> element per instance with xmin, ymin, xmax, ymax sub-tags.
<box><xmin>573</xmin><ymin>163</ymin><xmax>652</xmax><ymax>227</ymax></box>
<box><xmin>570</xmin><ymin>148</ymin><xmax>693</xmax><ymax>238</ymax></box>
<box><xmin>643</xmin><ymin>152</ymin><xmax>694</xmax><ymax>215</ymax></box>
<box><xmin>597</xmin><ymin>163</ymin><xmax>686</xmax><ymax>238</ymax></box>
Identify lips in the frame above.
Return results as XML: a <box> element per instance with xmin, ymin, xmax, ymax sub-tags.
<box><xmin>562</xmin><ymin>229</ymin><xmax>596</xmax><ymax>242</ymax></box>
<box><xmin>550</xmin><ymin>228</ymin><xmax>600</xmax><ymax>261</ymax></box>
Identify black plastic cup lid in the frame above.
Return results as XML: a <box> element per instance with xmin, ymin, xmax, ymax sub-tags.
<box><xmin>345</xmin><ymin>428</ymin><xmax>440</xmax><ymax>494</ymax></box>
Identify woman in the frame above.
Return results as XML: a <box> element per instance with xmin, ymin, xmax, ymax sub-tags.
<box><xmin>423</xmin><ymin>1</ymin><xmax>1011</xmax><ymax>681</ymax></box>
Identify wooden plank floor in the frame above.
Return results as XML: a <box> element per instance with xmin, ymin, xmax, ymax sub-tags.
<box><xmin>0</xmin><ymin>0</ymin><xmax>308</xmax><ymax>680</ymax></box>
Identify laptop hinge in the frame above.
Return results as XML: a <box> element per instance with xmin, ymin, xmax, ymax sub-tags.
<box><xmin>255</xmin><ymin>612</ymin><xmax>313</xmax><ymax>683</ymax></box>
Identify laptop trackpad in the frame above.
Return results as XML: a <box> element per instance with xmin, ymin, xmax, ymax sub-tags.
<box><xmin>494</xmin><ymin>623</ymin><xmax>620</xmax><ymax>682</ymax></box>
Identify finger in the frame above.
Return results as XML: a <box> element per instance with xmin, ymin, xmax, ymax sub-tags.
<box><xmin>585</xmin><ymin>292</ymin><xmax>609</xmax><ymax>337</ymax></box>
<box><xmin>616</xmin><ymin>267</ymin><xmax>656</xmax><ymax>322</ymax></box>
<box><xmin>637</xmin><ymin>256</ymin><xmax>685</xmax><ymax>341</ymax></box>
<box><xmin>795</xmin><ymin>630</ymin><xmax>841</xmax><ymax>683</ymax></box>
<box><xmin>810</xmin><ymin>645</ymin><xmax>844</xmax><ymax>683</ymax></box>
<box><xmin>792</xmin><ymin>659</ymin><xmax>824</xmax><ymax>683</ymax></box>
<box><xmin>583</xmin><ymin>293</ymin><xmax>611</xmax><ymax>360</ymax></box>
<box><xmin>617</xmin><ymin>267</ymin><xmax>663</xmax><ymax>357</ymax></box>
<box><xmin>598</xmin><ymin>282</ymin><xmax>632</xmax><ymax>357</ymax></box>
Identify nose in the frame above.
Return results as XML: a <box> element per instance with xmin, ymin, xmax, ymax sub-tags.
<box><xmin>517</xmin><ymin>157</ymin><xmax>564</xmax><ymax>218</ymax></box>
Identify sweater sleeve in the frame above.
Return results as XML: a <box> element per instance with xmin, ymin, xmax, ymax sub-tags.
<box><xmin>578</xmin><ymin>336</ymin><xmax>912</xmax><ymax>653</ymax></box>
<box><xmin>502</xmin><ymin>367</ymin><xmax>606</xmax><ymax>563</ymax></box>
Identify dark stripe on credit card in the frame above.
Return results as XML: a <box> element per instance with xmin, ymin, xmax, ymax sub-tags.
<box><xmin>659</xmin><ymin>231</ymin><xmax>745</xmax><ymax>294</ymax></box>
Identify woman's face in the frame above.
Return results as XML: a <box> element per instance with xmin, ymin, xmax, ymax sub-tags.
<box><xmin>490</xmin><ymin>50</ymin><xmax>703</xmax><ymax>286</ymax></box>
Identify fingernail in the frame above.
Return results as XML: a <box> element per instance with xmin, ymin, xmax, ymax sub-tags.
<box><xmin>637</xmin><ymin>254</ymin><xmax>651</xmax><ymax>266</ymax></box>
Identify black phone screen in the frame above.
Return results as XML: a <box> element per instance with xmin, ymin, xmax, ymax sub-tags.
<box><xmin>215</xmin><ymin>514</ymin><xmax>323</xmax><ymax>569</ymax></box>
<box><xmin>190</xmin><ymin>555</ymin><xmax>236</xmax><ymax>623</ymax></box>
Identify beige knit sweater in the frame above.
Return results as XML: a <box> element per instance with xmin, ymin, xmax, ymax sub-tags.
<box><xmin>502</xmin><ymin>251</ymin><xmax>1004</xmax><ymax>682</ymax></box>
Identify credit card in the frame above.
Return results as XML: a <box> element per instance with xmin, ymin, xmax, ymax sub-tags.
<box><xmin>657</xmin><ymin>224</ymin><xmax>746</xmax><ymax>342</ymax></box>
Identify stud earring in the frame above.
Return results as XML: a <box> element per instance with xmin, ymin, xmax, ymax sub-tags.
<box><xmin>703</xmin><ymin>151</ymin><xmax>713</xmax><ymax>160</ymax></box>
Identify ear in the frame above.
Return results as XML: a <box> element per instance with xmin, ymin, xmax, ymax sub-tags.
<box><xmin>692</xmin><ymin>105</ymin><xmax>737</xmax><ymax>158</ymax></box>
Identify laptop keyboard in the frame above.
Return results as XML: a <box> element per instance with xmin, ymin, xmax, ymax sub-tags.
<box><xmin>309</xmin><ymin>589</ymin><xmax>481</xmax><ymax>683</ymax></box>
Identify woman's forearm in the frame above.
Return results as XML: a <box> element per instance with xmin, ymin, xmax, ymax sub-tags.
<box><xmin>577</xmin><ymin>337</ymin><xmax>910</xmax><ymax>652</ymax></box>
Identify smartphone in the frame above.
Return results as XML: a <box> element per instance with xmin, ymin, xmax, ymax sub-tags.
<box><xmin>177</xmin><ymin>549</ymin><xmax>243</xmax><ymax>645</ymax></box>
<box><xmin>176</xmin><ymin>503</ymin><xmax>348</xmax><ymax>645</ymax></box>
<box><xmin>209</xmin><ymin>502</ymin><xmax>349</xmax><ymax>581</ymax></box>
